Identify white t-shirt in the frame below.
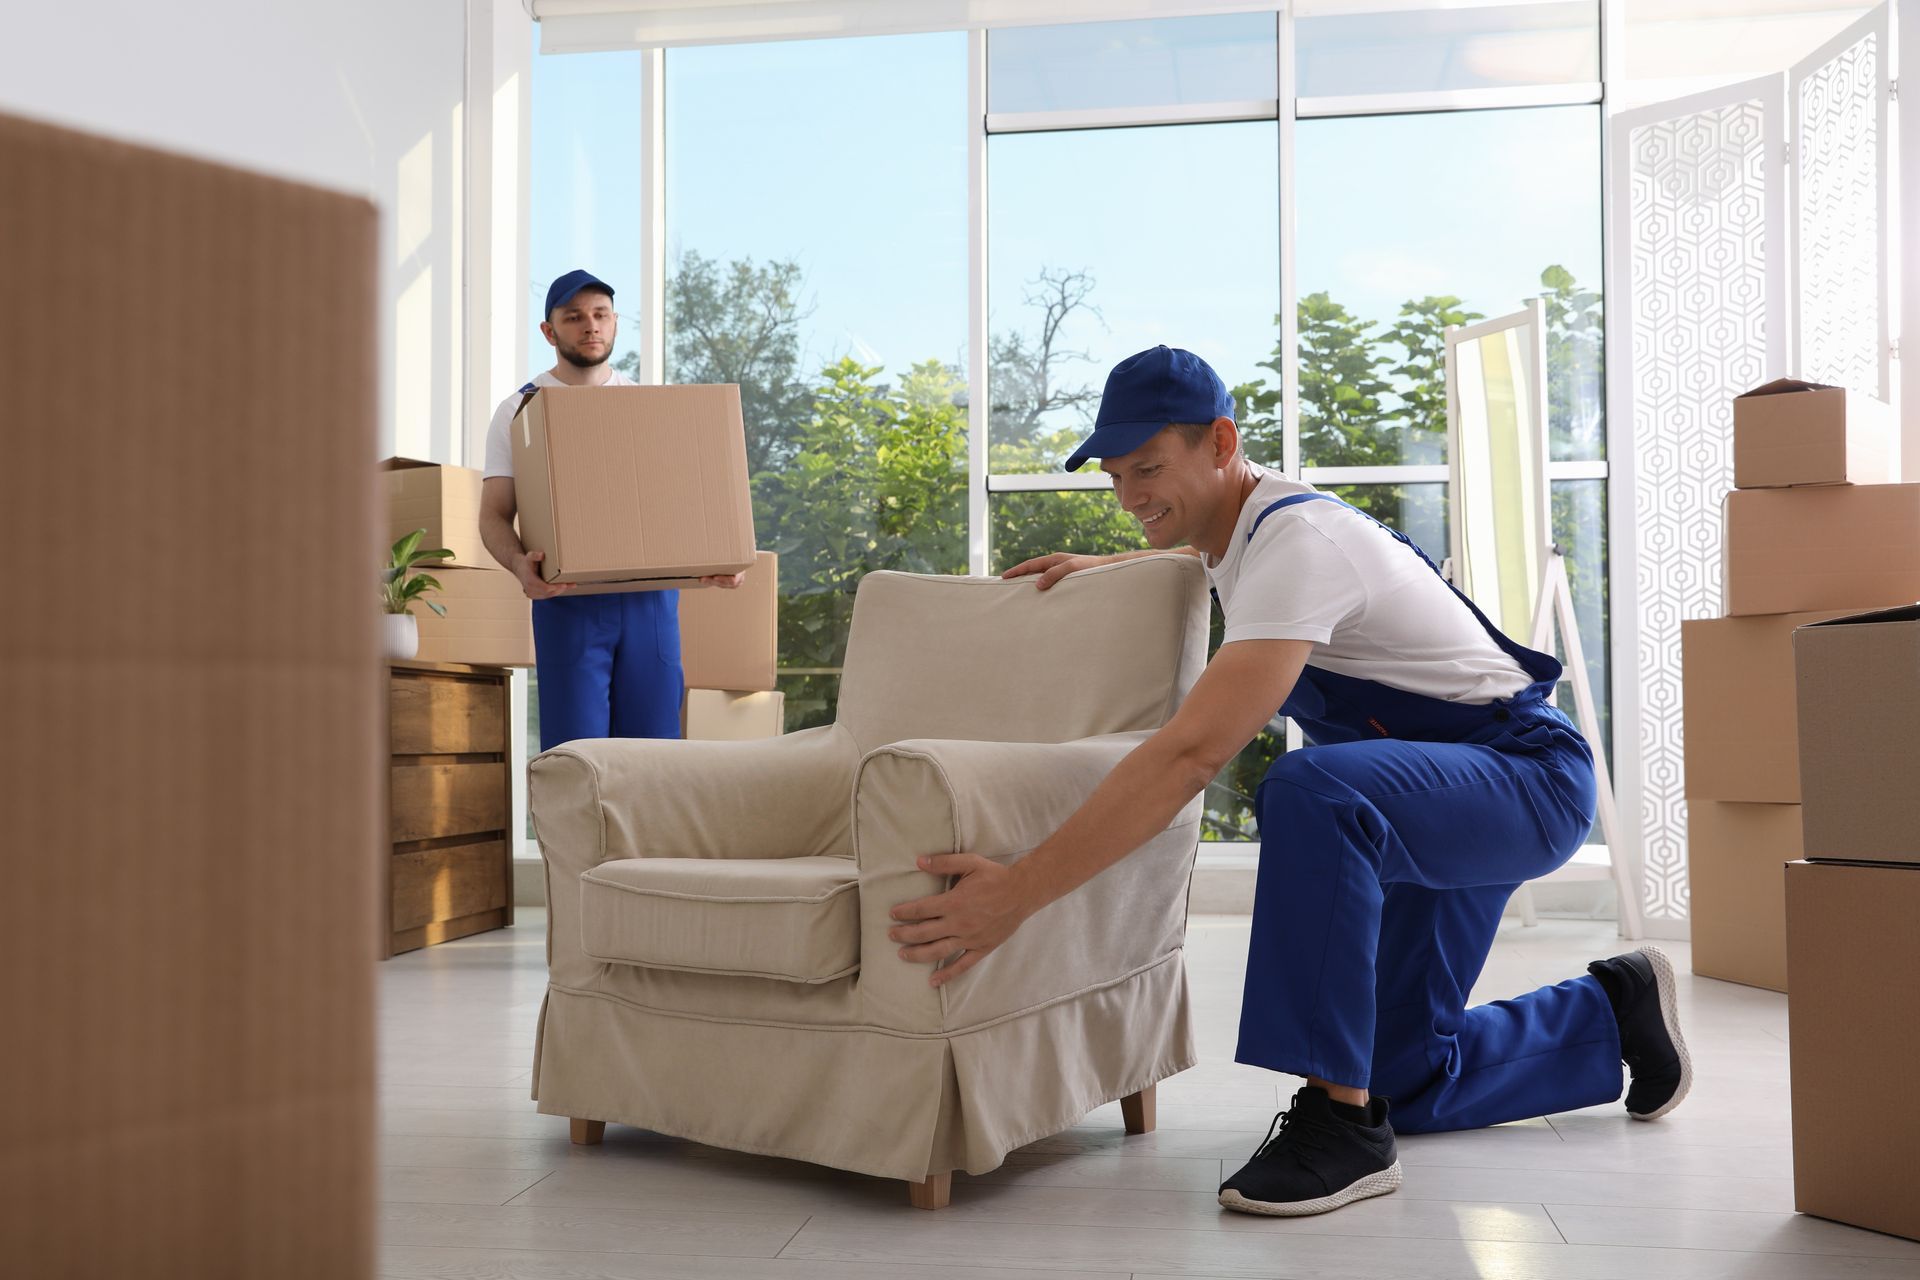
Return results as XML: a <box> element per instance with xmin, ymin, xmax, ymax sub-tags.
<box><xmin>1204</xmin><ymin>468</ymin><xmax>1531</xmax><ymax>704</ymax></box>
<box><xmin>483</xmin><ymin>368</ymin><xmax>636</xmax><ymax>480</ymax></box>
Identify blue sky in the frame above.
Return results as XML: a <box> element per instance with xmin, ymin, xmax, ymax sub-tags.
<box><xmin>529</xmin><ymin>28</ymin><xmax>1600</xmax><ymax>413</ymax></box>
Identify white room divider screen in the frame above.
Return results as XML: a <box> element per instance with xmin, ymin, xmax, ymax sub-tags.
<box><xmin>1609</xmin><ymin>1</ymin><xmax>1897</xmax><ymax>932</ymax></box>
<box><xmin>1608</xmin><ymin>76</ymin><xmax>1788</xmax><ymax>932</ymax></box>
<box><xmin>1792</xmin><ymin>4</ymin><xmax>1893</xmax><ymax>401</ymax></box>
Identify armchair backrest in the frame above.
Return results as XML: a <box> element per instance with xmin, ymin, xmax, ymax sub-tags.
<box><xmin>834</xmin><ymin>554</ymin><xmax>1212</xmax><ymax>753</ymax></box>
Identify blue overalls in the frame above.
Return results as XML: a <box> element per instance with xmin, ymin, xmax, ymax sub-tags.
<box><xmin>532</xmin><ymin>592</ymin><xmax>684</xmax><ymax>750</ymax></box>
<box><xmin>1237</xmin><ymin>493</ymin><xmax>1623</xmax><ymax>1133</ymax></box>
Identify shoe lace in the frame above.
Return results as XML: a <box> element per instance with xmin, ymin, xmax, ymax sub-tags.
<box><xmin>1250</xmin><ymin>1091</ymin><xmax>1333</xmax><ymax>1164</ymax></box>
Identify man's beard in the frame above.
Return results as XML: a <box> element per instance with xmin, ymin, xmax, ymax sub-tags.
<box><xmin>557</xmin><ymin>339</ymin><xmax>611</xmax><ymax>369</ymax></box>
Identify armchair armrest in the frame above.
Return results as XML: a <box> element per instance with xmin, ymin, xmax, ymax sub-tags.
<box><xmin>533</xmin><ymin>724</ymin><xmax>859</xmax><ymax>984</ymax></box>
<box><xmin>852</xmin><ymin>732</ymin><xmax>1199</xmax><ymax>1032</ymax></box>
<box><xmin>531</xmin><ymin>723</ymin><xmax>858</xmax><ymax>869</ymax></box>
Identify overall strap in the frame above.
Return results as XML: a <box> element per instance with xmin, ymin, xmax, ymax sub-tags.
<box><xmin>1247</xmin><ymin>491</ymin><xmax>1341</xmax><ymax>543</ymax></box>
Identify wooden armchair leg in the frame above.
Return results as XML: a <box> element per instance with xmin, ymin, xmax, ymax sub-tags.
<box><xmin>569</xmin><ymin>1118</ymin><xmax>606</xmax><ymax>1146</ymax></box>
<box><xmin>906</xmin><ymin>1172</ymin><xmax>952</xmax><ymax>1210</ymax></box>
<box><xmin>1121</xmin><ymin>1084</ymin><xmax>1157</xmax><ymax>1136</ymax></box>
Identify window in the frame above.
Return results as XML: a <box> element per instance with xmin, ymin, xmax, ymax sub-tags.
<box><xmin>527</xmin><ymin>28</ymin><xmax>644</xmax><ymax>373</ymax></box>
<box><xmin>1296</xmin><ymin>1</ymin><xmax>1599</xmax><ymax>99</ymax></box>
<box><xmin>988</xmin><ymin>14</ymin><xmax>1278</xmax><ymax>115</ymax></box>
<box><xmin>987</xmin><ymin>121</ymin><xmax>1282</xmax><ymax>474</ymax></box>
<box><xmin>666</xmin><ymin>33</ymin><xmax>969</xmax><ymax>730</ymax></box>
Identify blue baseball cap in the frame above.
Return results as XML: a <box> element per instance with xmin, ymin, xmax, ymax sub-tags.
<box><xmin>544</xmin><ymin>268</ymin><xmax>614</xmax><ymax>319</ymax></box>
<box><xmin>1064</xmin><ymin>346</ymin><xmax>1234</xmax><ymax>471</ymax></box>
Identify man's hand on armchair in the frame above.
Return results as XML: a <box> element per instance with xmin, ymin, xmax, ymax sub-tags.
<box><xmin>889</xmin><ymin>855</ymin><xmax>1041</xmax><ymax>987</ymax></box>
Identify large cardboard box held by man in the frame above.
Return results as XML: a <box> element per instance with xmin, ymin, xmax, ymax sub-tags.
<box><xmin>1681</xmin><ymin>610</ymin><xmax>1856</xmax><ymax>802</ymax></box>
<box><xmin>2</xmin><ymin>112</ymin><xmax>378</xmax><ymax>1277</ymax></box>
<box><xmin>1731</xmin><ymin>378</ymin><xmax>1894</xmax><ymax>489</ymax></box>
<box><xmin>414</xmin><ymin>566</ymin><xmax>533</xmax><ymax>667</ymax></box>
<box><xmin>511</xmin><ymin>384</ymin><xmax>756</xmax><ymax>591</ymax></box>
<box><xmin>1687</xmin><ymin>801</ymin><xmax>1800</xmax><ymax>992</ymax></box>
<box><xmin>382</xmin><ymin>457</ymin><xmax>489</xmax><ymax>567</ymax></box>
<box><xmin>1723</xmin><ymin>484</ymin><xmax>1920</xmax><ymax>616</ymax></box>
<box><xmin>679</xmin><ymin>551</ymin><xmax>778</xmax><ymax>692</ymax></box>
<box><xmin>1793</xmin><ymin>605</ymin><xmax>1920</xmax><ymax>860</ymax></box>
<box><xmin>1786</xmin><ymin>859</ymin><xmax>1920</xmax><ymax>1241</ymax></box>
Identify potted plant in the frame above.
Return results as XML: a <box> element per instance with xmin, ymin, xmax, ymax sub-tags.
<box><xmin>382</xmin><ymin>529</ymin><xmax>454</xmax><ymax>659</ymax></box>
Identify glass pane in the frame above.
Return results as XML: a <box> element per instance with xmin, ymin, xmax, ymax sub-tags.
<box><xmin>1296</xmin><ymin>1</ymin><xmax>1598</xmax><ymax>98</ymax></box>
<box><xmin>529</xmin><ymin>29</ymin><xmax>644</xmax><ymax>371</ymax></box>
<box><xmin>1295</xmin><ymin>106</ymin><xmax>1603</xmax><ymax>464</ymax></box>
<box><xmin>667</xmin><ymin>34</ymin><xmax>968</xmax><ymax>726</ymax></box>
<box><xmin>988</xmin><ymin>14</ymin><xmax>1277</xmax><ymax>115</ymax></box>
<box><xmin>988</xmin><ymin>122</ymin><xmax>1281</xmax><ymax>473</ymax></box>
<box><xmin>1322</xmin><ymin>482</ymin><xmax>1449</xmax><ymax>565</ymax></box>
<box><xmin>988</xmin><ymin>489</ymin><xmax>1146</xmax><ymax>576</ymax></box>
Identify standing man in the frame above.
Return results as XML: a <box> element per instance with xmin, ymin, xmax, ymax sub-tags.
<box><xmin>885</xmin><ymin>346</ymin><xmax>1690</xmax><ymax>1217</ymax></box>
<box><xmin>480</xmin><ymin>268</ymin><xmax>740</xmax><ymax>750</ymax></box>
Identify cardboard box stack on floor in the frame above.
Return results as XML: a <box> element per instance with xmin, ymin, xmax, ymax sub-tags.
<box><xmin>1682</xmin><ymin>379</ymin><xmax>1902</xmax><ymax>991</ymax></box>
<box><xmin>1787</xmin><ymin>607</ymin><xmax>1920</xmax><ymax>1242</ymax></box>
<box><xmin>679</xmin><ymin>551</ymin><xmax>784</xmax><ymax>739</ymax></box>
<box><xmin>382</xmin><ymin>458</ymin><xmax>533</xmax><ymax>667</ymax></box>
<box><xmin>3</xmin><ymin>113</ymin><xmax>379</xmax><ymax>1277</ymax></box>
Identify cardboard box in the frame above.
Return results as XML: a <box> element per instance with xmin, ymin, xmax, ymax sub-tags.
<box><xmin>413</xmin><ymin>565</ymin><xmax>533</xmax><ymax>667</ymax></box>
<box><xmin>1794</xmin><ymin>605</ymin><xmax>1920</xmax><ymax>861</ymax></box>
<box><xmin>679</xmin><ymin>551</ymin><xmax>779</xmax><ymax>692</ymax></box>
<box><xmin>511</xmin><ymin>384</ymin><xmax>755</xmax><ymax>591</ymax></box>
<box><xmin>1732</xmin><ymin>377</ymin><xmax>1894</xmax><ymax>489</ymax></box>
<box><xmin>1686</xmin><ymin>801</ymin><xmax>1799</xmax><ymax>991</ymax></box>
<box><xmin>1680</xmin><ymin>609</ymin><xmax>1857</xmax><ymax>802</ymax></box>
<box><xmin>2</xmin><ymin>113</ymin><xmax>378</xmax><ymax>1276</ymax></box>
<box><xmin>684</xmin><ymin>688</ymin><xmax>786</xmax><ymax>740</ymax></box>
<box><xmin>383</xmin><ymin>456</ymin><xmax>490</xmax><ymax>568</ymax></box>
<box><xmin>1786</xmin><ymin>859</ymin><xmax>1920</xmax><ymax>1241</ymax></box>
<box><xmin>1723</xmin><ymin>484</ymin><xmax>1920</xmax><ymax>616</ymax></box>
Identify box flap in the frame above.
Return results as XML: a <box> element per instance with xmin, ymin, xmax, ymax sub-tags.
<box><xmin>1736</xmin><ymin>377</ymin><xmax>1840</xmax><ymax>399</ymax></box>
<box><xmin>381</xmin><ymin>456</ymin><xmax>438</xmax><ymax>472</ymax></box>
<box><xmin>1798</xmin><ymin>603</ymin><xmax>1920</xmax><ymax>628</ymax></box>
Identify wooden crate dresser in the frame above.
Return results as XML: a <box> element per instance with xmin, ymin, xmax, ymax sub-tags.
<box><xmin>387</xmin><ymin>660</ymin><xmax>515</xmax><ymax>956</ymax></box>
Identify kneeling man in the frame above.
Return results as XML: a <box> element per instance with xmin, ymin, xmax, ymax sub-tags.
<box><xmin>887</xmin><ymin>345</ymin><xmax>1690</xmax><ymax>1217</ymax></box>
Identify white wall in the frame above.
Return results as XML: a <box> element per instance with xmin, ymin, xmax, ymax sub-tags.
<box><xmin>0</xmin><ymin>0</ymin><xmax>529</xmax><ymax>467</ymax></box>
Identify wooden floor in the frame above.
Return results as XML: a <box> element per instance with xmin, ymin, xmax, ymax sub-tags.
<box><xmin>377</xmin><ymin>912</ymin><xmax>1920</xmax><ymax>1280</ymax></box>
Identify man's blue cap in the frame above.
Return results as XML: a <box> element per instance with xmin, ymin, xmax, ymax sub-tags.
<box><xmin>544</xmin><ymin>268</ymin><xmax>614</xmax><ymax>319</ymax></box>
<box><xmin>1065</xmin><ymin>346</ymin><xmax>1233</xmax><ymax>471</ymax></box>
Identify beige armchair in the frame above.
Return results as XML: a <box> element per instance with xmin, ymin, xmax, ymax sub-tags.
<box><xmin>528</xmin><ymin>554</ymin><xmax>1211</xmax><ymax>1207</ymax></box>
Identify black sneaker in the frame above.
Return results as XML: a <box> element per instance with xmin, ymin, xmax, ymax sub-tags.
<box><xmin>1218</xmin><ymin>1087</ymin><xmax>1401</xmax><ymax>1217</ymax></box>
<box><xmin>1588</xmin><ymin>945</ymin><xmax>1693</xmax><ymax>1120</ymax></box>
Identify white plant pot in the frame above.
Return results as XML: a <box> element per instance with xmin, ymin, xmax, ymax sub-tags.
<box><xmin>382</xmin><ymin>612</ymin><xmax>419</xmax><ymax>660</ymax></box>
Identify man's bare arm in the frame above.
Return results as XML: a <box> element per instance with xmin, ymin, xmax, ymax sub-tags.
<box><xmin>481</xmin><ymin>476</ymin><xmax>572</xmax><ymax>600</ymax></box>
<box><xmin>888</xmin><ymin>638</ymin><xmax>1312</xmax><ymax>984</ymax></box>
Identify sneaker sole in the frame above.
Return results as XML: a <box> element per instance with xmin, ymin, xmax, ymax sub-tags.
<box><xmin>1218</xmin><ymin>1162</ymin><xmax>1403</xmax><ymax>1217</ymax></box>
<box><xmin>1629</xmin><ymin>945</ymin><xmax>1693</xmax><ymax>1121</ymax></box>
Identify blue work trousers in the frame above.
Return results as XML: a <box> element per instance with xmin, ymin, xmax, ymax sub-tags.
<box><xmin>1238</xmin><ymin>730</ymin><xmax>1623</xmax><ymax>1133</ymax></box>
<box><xmin>531</xmin><ymin>591</ymin><xmax>684</xmax><ymax>750</ymax></box>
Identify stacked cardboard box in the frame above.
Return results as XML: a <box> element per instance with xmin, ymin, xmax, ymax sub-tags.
<box><xmin>1682</xmin><ymin>379</ymin><xmax>1901</xmax><ymax>991</ymax></box>
<box><xmin>1787</xmin><ymin>607</ymin><xmax>1920</xmax><ymax>1242</ymax></box>
<box><xmin>381</xmin><ymin>457</ymin><xmax>532</xmax><ymax>667</ymax></box>
<box><xmin>680</xmin><ymin>551</ymin><xmax>784</xmax><ymax>740</ymax></box>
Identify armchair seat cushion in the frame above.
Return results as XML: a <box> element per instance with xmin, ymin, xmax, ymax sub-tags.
<box><xmin>579</xmin><ymin>856</ymin><xmax>860</xmax><ymax>984</ymax></box>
